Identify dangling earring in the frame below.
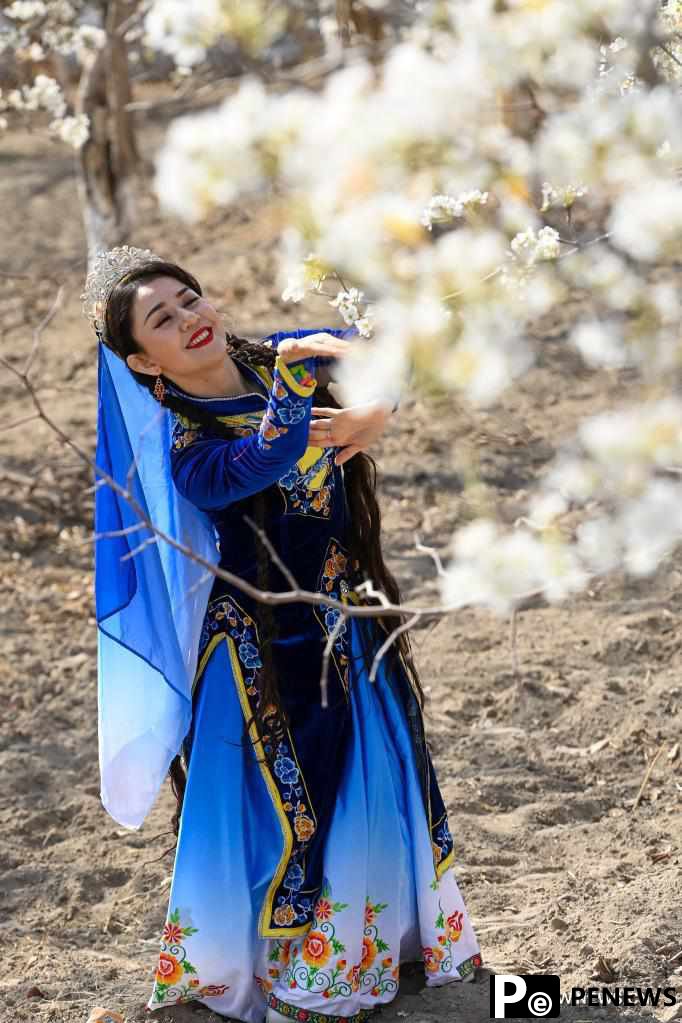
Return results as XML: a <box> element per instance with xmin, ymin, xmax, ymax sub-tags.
<box><xmin>153</xmin><ymin>374</ymin><xmax>166</xmax><ymax>404</ymax></box>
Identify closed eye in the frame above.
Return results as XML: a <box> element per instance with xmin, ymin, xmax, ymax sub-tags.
<box><xmin>156</xmin><ymin>296</ymin><xmax>200</xmax><ymax>327</ymax></box>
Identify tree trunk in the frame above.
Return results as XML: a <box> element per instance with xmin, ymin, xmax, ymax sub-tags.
<box><xmin>75</xmin><ymin>0</ymin><xmax>140</xmax><ymax>268</ymax></box>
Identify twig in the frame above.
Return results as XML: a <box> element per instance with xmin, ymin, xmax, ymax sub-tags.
<box><xmin>370</xmin><ymin>612</ymin><xmax>421</xmax><ymax>683</ymax></box>
<box><xmin>414</xmin><ymin>533</ymin><xmax>447</xmax><ymax>577</ymax></box>
<box><xmin>140</xmin><ymin>843</ymin><xmax>177</xmax><ymax>866</ymax></box>
<box><xmin>24</xmin><ymin>284</ymin><xmax>65</xmax><ymax>379</ymax></box>
<box><xmin>120</xmin><ymin>534</ymin><xmax>159</xmax><ymax>561</ymax></box>
<box><xmin>632</xmin><ymin>743</ymin><xmax>665</xmax><ymax>811</ymax></box>
<box><xmin>6</xmin><ymin>413</ymin><xmax>42</xmax><ymax>432</ymax></box>
<box><xmin>320</xmin><ymin>610</ymin><xmax>347</xmax><ymax>708</ymax></box>
<box><xmin>243</xmin><ymin>512</ymin><xmax>300</xmax><ymax>590</ymax></box>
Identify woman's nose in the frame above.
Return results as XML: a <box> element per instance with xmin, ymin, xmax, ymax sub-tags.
<box><xmin>180</xmin><ymin>308</ymin><xmax>199</xmax><ymax>328</ymax></box>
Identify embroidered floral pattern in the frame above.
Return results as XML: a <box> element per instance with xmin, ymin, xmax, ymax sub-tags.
<box><xmin>151</xmin><ymin>908</ymin><xmax>229</xmax><ymax>1005</ymax></box>
<box><xmin>313</xmin><ymin>539</ymin><xmax>361</xmax><ymax>696</ymax></box>
<box><xmin>421</xmin><ymin>897</ymin><xmax>481</xmax><ymax>979</ymax></box>
<box><xmin>431</xmin><ymin>813</ymin><xmax>454</xmax><ymax>872</ymax></box>
<box><xmin>277</xmin><ymin>446</ymin><xmax>336</xmax><ymax>518</ymax></box>
<box><xmin>256</xmin><ymin>365</ymin><xmax>311</xmax><ymax>449</ymax></box>
<box><xmin>198</xmin><ymin>594</ymin><xmax>319</xmax><ymax>934</ymax></box>
<box><xmin>274</xmin><ymin>883</ymin><xmax>398</xmax><ymax>1004</ymax></box>
<box><xmin>266</xmin><ymin>993</ymin><xmax>373</xmax><ymax>1023</ymax></box>
<box><xmin>457</xmin><ymin>952</ymin><xmax>483</xmax><ymax>980</ymax></box>
<box><xmin>171</xmin><ymin>414</ymin><xmax>204</xmax><ymax>451</ymax></box>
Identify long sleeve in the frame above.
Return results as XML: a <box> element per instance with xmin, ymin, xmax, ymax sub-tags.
<box><xmin>170</xmin><ymin>355</ymin><xmax>317</xmax><ymax>511</ymax></box>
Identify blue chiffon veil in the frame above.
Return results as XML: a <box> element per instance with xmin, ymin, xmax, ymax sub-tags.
<box><xmin>95</xmin><ymin>342</ymin><xmax>219</xmax><ymax>829</ymax></box>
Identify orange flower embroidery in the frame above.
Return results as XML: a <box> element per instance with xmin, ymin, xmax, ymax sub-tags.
<box><xmin>273</xmin><ymin>904</ymin><xmax>296</xmax><ymax>927</ymax></box>
<box><xmin>294</xmin><ymin>815</ymin><xmax>315</xmax><ymax>841</ymax></box>
<box><xmin>423</xmin><ymin>946</ymin><xmax>445</xmax><ymax>974</ymax></box>
<box><xmin>198</xmin><ymin>984</ymin><xmax>229</xmax><ymax>996</ymax></box>
<box><xmin>279</xmin><ymin>941</ymin><xmax>291</xmax><ymax>968</ymax></box>
<box><xmin>447</xmin><ymin>910</ymin><xmax>464</xmax><ymax>943</ymax></box>
<box><xmin>361</xmin><ymin>937</ymin><xmax>377</xmax><ymax>973</ymax></box>
<box><xmin>302</xmin><ymin>931</ymin><xmax>332</xmax><ymax>969</ymax></box>
<box><xmin>364</xmin><ymin>903</ymin><xmax>376</xmax><ymax>926</ymax></box>
<box><xmin>346</xmin><ymin>964</ymin><xmax>361</xmax><ymax>991</ymax></box>
<box><xmin>155</xmin><ymin>952</ymin><xmax>183</xmax><ymax>986</ymax></box>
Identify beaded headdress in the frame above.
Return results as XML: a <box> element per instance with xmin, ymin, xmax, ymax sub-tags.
<box><xmin>81</xmin><ymin>244</ymin><xmax>165</xmax><ymax>343</ymax></box>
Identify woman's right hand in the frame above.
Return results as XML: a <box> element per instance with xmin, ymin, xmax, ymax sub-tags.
<box><xmin>276</xmin><ymin>332</ymin><xmax>354</xmax><ymax>366</ymax></box>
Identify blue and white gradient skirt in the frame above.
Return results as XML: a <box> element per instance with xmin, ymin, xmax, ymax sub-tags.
<box><xmin>147</xmin><ymin>613</ymin><xmax>481</xmax><ymax>1022</ymax></box>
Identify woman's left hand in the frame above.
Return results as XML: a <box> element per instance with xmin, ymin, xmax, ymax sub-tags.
<box><xmin>309</xmin><ymin>402</ymin><xmax>393</xmax><ymax>466</ymax></box>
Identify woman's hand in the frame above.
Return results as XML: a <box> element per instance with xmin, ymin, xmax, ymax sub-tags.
<box><xmin>309</xmin><ymin>402</ymin><xmax>393</xmax><ymax>466</ymax></box>
<box><xmin>276</xmin><ymin>332</ymin><xmax>353</xmax><ymax>366</ymax></box>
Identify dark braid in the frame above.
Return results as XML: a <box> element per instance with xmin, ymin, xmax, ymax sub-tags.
<box><xmin>102</xmin><ymin>260</ymin><xmax>425</xmax><ymax>838</ymax></box>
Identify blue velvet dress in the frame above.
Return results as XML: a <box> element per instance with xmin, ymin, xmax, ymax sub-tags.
<box><xmin>147</xmin><ymin>329</ymin><xmax>481</xmax><ymax>1023</ymax></box>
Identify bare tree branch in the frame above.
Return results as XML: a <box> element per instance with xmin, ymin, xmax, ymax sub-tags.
<box><xmin>243</xmin><ymin>512</ymin><xmax>301</xmax><ymax>590</ymax></box>
<box><xmin>369</xmin><ymin>612</ymin><xmax>422</xmax><ymax>683</ymax></box>
<box><xmin>320</xmin><ymin>609</ymin><xmax>347</xmax><ymax>709</ymax></box>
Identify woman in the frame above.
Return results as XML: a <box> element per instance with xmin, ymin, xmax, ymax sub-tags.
<box><xmin>83</xmin><ymin>246</ymin><xmax>481</xmax><ymax>1023</ymax></box>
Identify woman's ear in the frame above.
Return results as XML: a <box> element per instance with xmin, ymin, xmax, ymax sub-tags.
<box><xmin>126</xmin><ymin>352</ymin><xmax>162</xmax><ymax>377</ymax></box>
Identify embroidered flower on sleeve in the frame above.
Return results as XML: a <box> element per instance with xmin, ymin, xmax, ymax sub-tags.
<box><xmin>277</xmin><ymin>466</ymin><xmax>299</xmax><ymax>491</ymax></box>
<box><xmin>274</xmin><ymin>756</ymin><xmax>299</xmax><ymax>786</ymax></box>
<box><xmin>283</xmin><ymin>863</ymin><xmax>305</xmax><ymax>892</ymax></box>
<box><xmin>238</xmin><ymin>640</ymin><xmax>262</xmax><ymax>670</ymax></box>
<box><xmin>293</xmin><ymin>814</ymin><xmax>315</xmax><ymax>841</ymax></box>
<box><xmin>278</xmin><ymin>402</ymin><xmax>308</xmax><ymax>425</ymax></box>
<box><xmin>273</xmin><ymin>904</ymin><xmax>297</xmax><ymax>927</ymax></box>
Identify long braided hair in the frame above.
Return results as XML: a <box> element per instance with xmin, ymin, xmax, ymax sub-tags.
<box><xmin>102</xmin><ymin>260</ymin><xmax>424</xmax><ymax>837</ymax></box>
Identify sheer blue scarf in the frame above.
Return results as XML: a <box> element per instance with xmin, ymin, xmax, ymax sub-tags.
<box><xmin>94</xmin><ymin>343</ymin><xmax>219</xmax><ymax>829</ymax></box>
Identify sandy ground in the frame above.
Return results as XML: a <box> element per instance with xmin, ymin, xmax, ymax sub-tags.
<box><xmin>1</xmin><ymin>96</ymin><xmax>681</xmax><ymax>1023</ymax></box>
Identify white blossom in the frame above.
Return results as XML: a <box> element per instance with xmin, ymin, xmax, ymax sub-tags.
<box><xmin>510</xmin><ymin>226</ymin><xmax>561</xmax><ymax>265</ymax></box>
<box><xmin>329</xmin><ymin>287</ymin><xmax>365</xmax><ymax>326</ymax></box>
<box><xmin>572</xmin><ymin>319</ymin><xmax>628</xmax><ymax>369</ymax></box>
<box><xmin>442</xmin><ymin>520</ymin><xmax>587</xmax><ymax>616</ymax></box>
<box><xmin>621</xmin><ymin>480</ymin><xmax>682</xmax><ymax>576</ymax></box>
<box><xmin>608</xmin><ymin>180</ymin><xmax>682</xmax><ymax>262</ymax></box>
<box><xmin>540</xmin><ymin>181</ymin><xmax>588</xmax><ymax>212</ymax></box>
<box><xmin>420</xmin><ymin>189</ymin><xmax>488</xmax><ymax>229</ymax></box>
<box><xmin>5</xmin><ymin>1</ymin><xmax>48</xmax><ymax>19</ymax></box>
<box><xmin>50</xmin><ymin>112</ymin><xmax>89</xmax><ymax>148</ymax></box>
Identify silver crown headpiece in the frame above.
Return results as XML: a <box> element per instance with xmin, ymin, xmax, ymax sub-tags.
<box><xmin>81</xmin><ymin>245</ymin><xmax>165</xmax><ymax>342</ymax></box>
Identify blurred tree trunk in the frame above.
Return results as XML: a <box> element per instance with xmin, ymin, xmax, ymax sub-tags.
<box><xmin>336</xmin><ymin>0</ymin><xmax>386</xmax><ymax>49</ymax></box>
<box><xmin>75</xmin><ymin>0</ymin><xmax>140</xmax><ymax>268</ymax></box>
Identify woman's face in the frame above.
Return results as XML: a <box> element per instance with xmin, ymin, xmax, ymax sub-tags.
<box><xmin>126</xmin><ymin>275</ymin><xmax>225</xmax><ymax>379</ymax></box>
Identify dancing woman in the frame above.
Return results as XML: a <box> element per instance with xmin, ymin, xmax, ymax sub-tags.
<box><xmin>83</xmin><ymin>246</ymin><xmax>481</xmax><ymax>1023</ymax></box>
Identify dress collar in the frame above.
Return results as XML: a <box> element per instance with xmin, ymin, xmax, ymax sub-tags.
<box><xmin>165</xmin><ymin>356</ymin><xmax>269</xmax><ymax>411</ymax></box>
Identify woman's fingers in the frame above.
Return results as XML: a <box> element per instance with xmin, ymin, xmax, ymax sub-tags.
<box><xmin>277</xmin><ymin>336</ymin><xmax>353</xmax><ymax>364</ymax></box>
<box><xmin>308</xmin><ymin>420</ymin><xmax>335</xmax><ymax>445</ymax></box>
<box><xmin>334</xmin><ymin>444</ymin><xmax>361</xmax><ymax>466</ymax></box>
<box><xmin>310</xmin><ymin>407</ymin><xmax>340</xmax><ymax>417</ymax></box>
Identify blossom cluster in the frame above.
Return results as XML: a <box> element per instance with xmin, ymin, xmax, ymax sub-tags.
<box><xmin>0</xmin><ymin>75</ymin><xmax>89</xmax><ymax>148</ymax></box>
<box><xmin>143</xmin><ymin>0</ymin><xmax>287</xmax><ymax>66</ymax></box>
<box><xmin>142</xmin><ymin>0</ymin><xmax>682</xmax><ymax>612</ymax></box>
<box><xmin>0</xmin><ymin>0</ymin><xmax>99</xmax><ymax>148</ymax></box>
